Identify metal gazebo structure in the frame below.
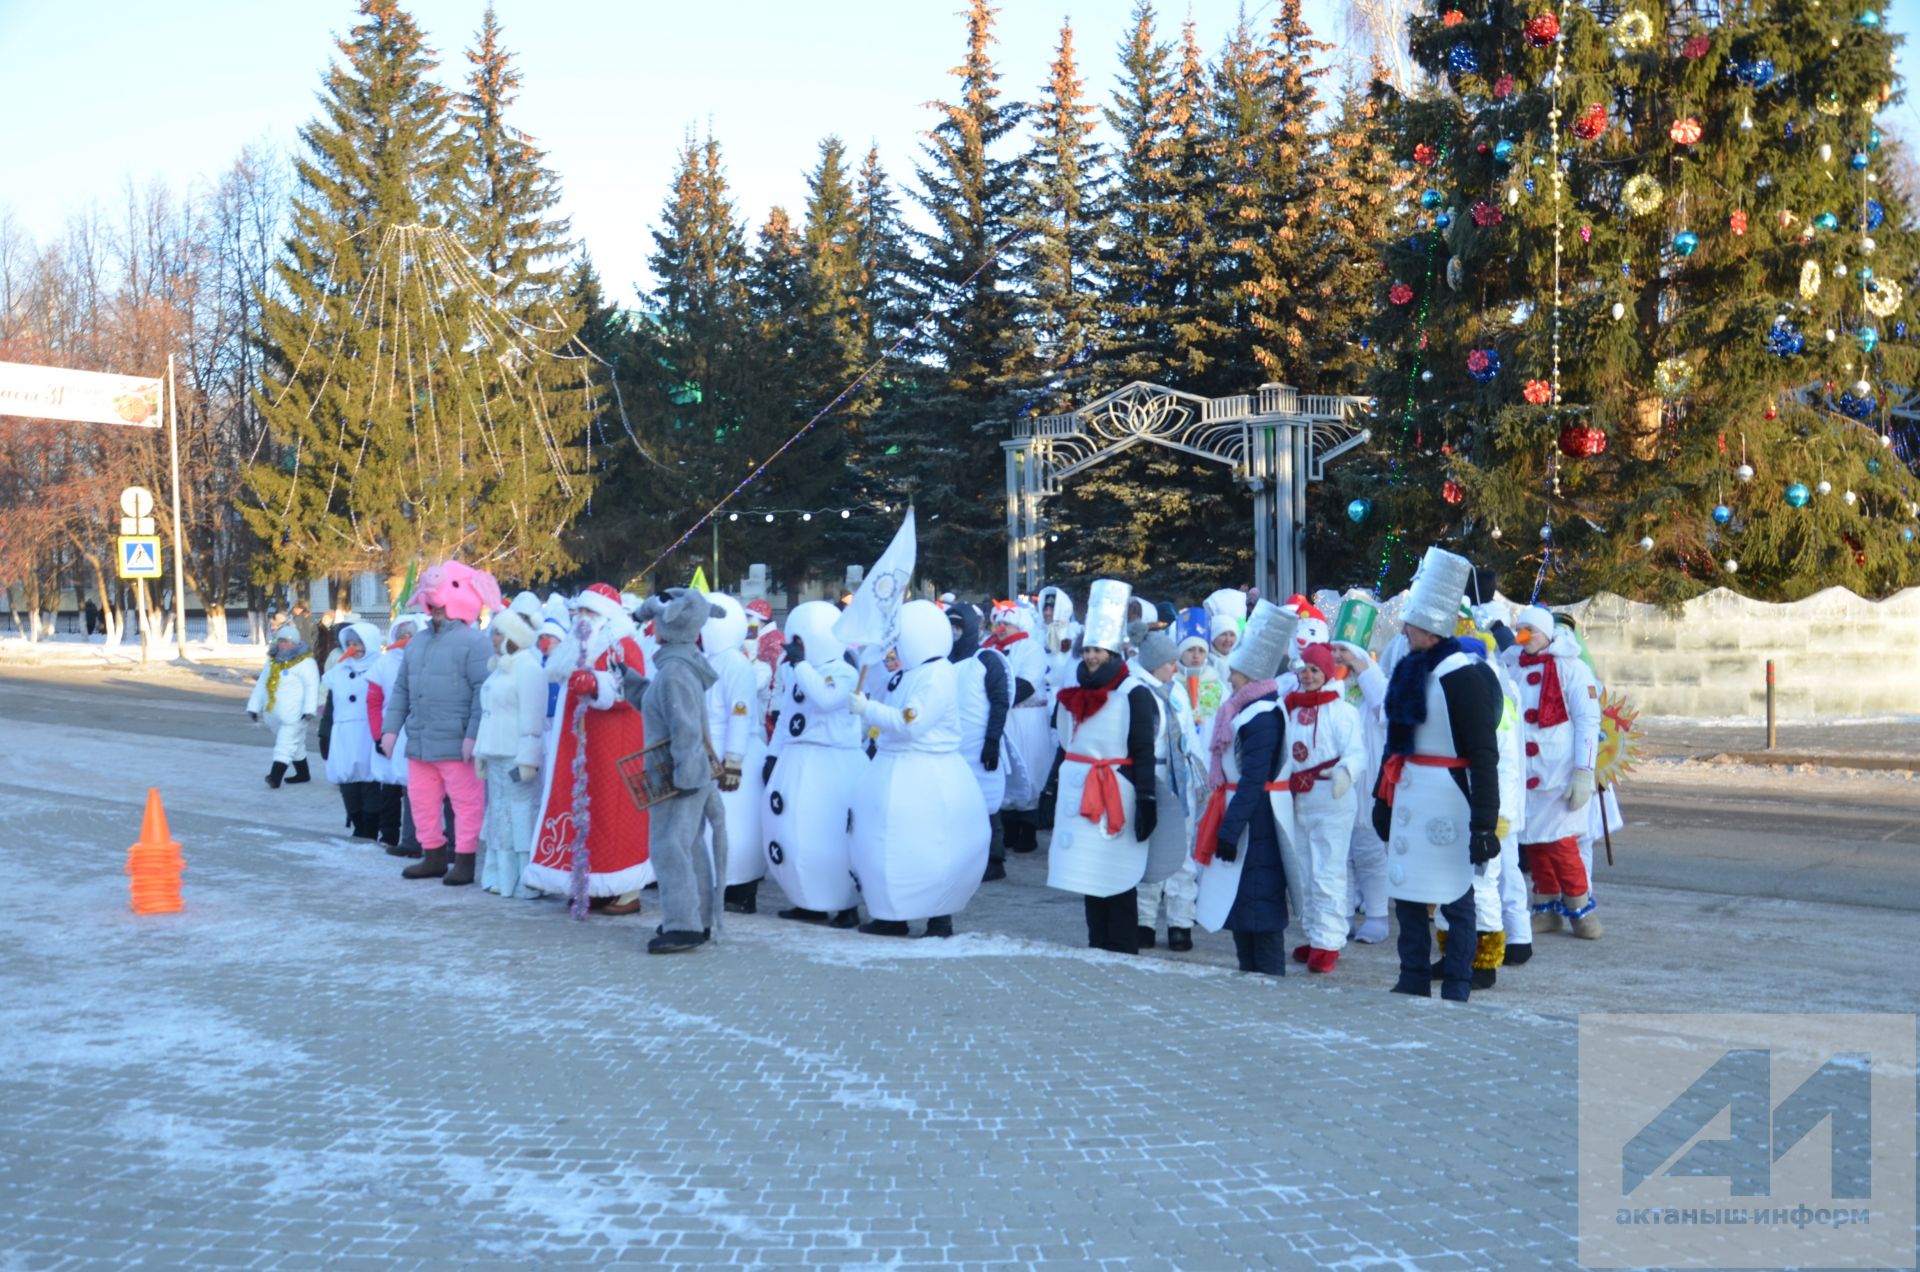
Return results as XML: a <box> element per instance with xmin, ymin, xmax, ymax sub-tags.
<box><xmin>1003</xmin><ymin>381</ymin><xmax>1371</xmax><ymax>602</ymax></box>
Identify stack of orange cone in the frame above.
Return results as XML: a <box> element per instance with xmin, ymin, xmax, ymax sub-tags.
<box><xmin>126</xmin><ymin>788</ymin><xmax>185</xmax><ymax>914</ymax></box>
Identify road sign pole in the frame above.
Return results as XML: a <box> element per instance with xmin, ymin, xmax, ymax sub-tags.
<box><xmin>135</xmin><ymin>577</ymin><xmax>151</xmax><ymax>664</ymax></box>
<box><xmin>166</xmin><ymin>355</ymin><xmax>192</xmax><ymax>662</ymax></box>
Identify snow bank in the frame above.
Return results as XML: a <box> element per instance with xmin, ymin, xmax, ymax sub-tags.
<box><xmin>1561</xmin><ymin>587</ymin><xmax>1920</xmax><ymax>720</ymax></box>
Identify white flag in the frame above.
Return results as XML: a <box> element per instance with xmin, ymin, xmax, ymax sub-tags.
<box><xmin>0</xmin><ymin>360</ymin><xmax>162</xmax><ymax>428</ymax></box>
<box><xmin>834</xmin><ymin>507</ymin><xmax>916</xmax><ymax>651</ymax></box>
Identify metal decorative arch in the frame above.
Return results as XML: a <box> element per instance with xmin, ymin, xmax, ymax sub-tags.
<box><xmin>1003</xmin><ymin>381</ymin><xmax>1371</xmax><ymax>601</ymax></box>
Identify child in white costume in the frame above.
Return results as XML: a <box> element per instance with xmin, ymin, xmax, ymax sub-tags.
<box><xmin>764</xmin><ymin>602</ymin><xmax>865</xmax><ymax>927</ymax></box>
<box><xmin>1278</xmin><ymin>643</ymin><xmax>1366</xmax><ymax>973</ymax></box>
<box><xmin>247</xmin><ymin>625</ymin><xmax>321</xmax><ymax>788</ymax></box>
<box><xmin>320</xmin><ymin>621</ymin><xmax>383</xmax><ymax>835</ymax></box>
<box><xmin>474</xmin><ymin>609</ymin><xmax>547</xmax><ymax>898</ymax></box>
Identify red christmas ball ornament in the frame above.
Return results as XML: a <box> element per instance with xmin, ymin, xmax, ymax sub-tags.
<box><xmin>1558</xmin><ymin>423</ymin><xmax>1609</xmax><ymax>458</ymax></box>
<box><xmin>1682</xmin><ymin>34</ymin><xmax>1711</xmax><ymax>59</ymax></box>
<box><xmin>1669</xmin><ymin>117</ymin><xmax>1703</xmax><ymax>145</ymax></box>
<box><xmin>1573</xmin><ymin>103</ymin><xmax>1607</xmax><ymax>141</ymax></box>
<box><xmin>1441</xmin><ymin>8</ymin><xmax>1466</xmax><ymax>25</ymax></box>
<box><xmin>1763</xmin><ymin>405</ymin><xmax>1778</xmax><ymax>420</ymax></box>
<box><xmin>1442</xmin><ymin>479</ymin><xmax>1466</xmax><ymax>505</ymax></box>
<box><xmin>1389</xmin><ymin>282</ymin><xmax>1415</xmax><ymax>305</ymax></box>
<box><xmin>1524</xmin><ymin>11</ymin><xmax>1560</xmax><ymax>46</ymax></box>
<box><xmin>1471</xmin><ymin>199</ymin><xmax>1503</xmax><ymax>227</ymax></box>
<box><xmin>1729</xmin><ymin>209</ymin><xmax>1748</xmax><ymax>236</ymax></box>
<box><xmin>1523</xmin><ymin>379</ymin><xmax>1552</xmax><ymax>405</ymax></box>
<box><xmin>1493</xmin><ymin>73</ymin><xmax>1516</xmax><ymax>98</ymax></box>
<box><xmin>1413</xmin><ymin>142</ymin><xmax>1438</xmax><ymax>166</ymax></box>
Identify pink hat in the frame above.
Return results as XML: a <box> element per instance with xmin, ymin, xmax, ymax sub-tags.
<box><xmin>410</xmin><ymin>561</ymin><xmax>502</xmax><ymax>624</ymax></box>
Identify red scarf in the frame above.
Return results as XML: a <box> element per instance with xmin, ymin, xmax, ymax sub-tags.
<box><xmin>1517</xmin><ymin>651</ymin><xmax>1569</xmax><ymax>727</ymax></box>
<box><xmin>984</xmin><ymin>630</ymin><xmax>1028</xmax><ymax>653</ymax></box>
<box><xmin>1055</xmin><ymin>684</ymin><xmax>1116</xmax><ymax>727</ymax></box>
<box><xmin>1284</xmin><ymin>688</ymin><xmax>1338</xmax><ymax>718</ymax></box>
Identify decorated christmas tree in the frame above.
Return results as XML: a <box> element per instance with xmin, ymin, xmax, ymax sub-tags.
<box><xmin>1349</xmin><ymin>0</ymin><xmax>1920</xmax><ymax>603</ymax></box>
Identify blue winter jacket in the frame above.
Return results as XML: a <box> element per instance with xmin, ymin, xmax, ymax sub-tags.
<box><xmin>1217</xmin><ymin>697</ymin><xmax>1289</xmax><ymax>934</ymax></box>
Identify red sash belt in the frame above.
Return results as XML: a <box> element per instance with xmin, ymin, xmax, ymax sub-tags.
<box><xmin>1065</xmin><ymin>753</ymin><xmax>1132</xmax><ymax>836</ymax></box>
<box><xmin>1288</xmin><ymin>758</ymin><xmax>1341</xmax><ymax>795</ymax></box>
<box><xmin>1191</xmin><ymin>779</ymin><xmax>1288</xmax><ymax>866</ymax></box>
<box><xmin>1379</xmin><ymin>753</ymin><xmax>1468</xmax><ymax>806</ymax></box>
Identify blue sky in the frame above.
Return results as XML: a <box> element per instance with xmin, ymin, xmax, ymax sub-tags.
<box><xmin>0</xmin><ymin>0</ymin><xmax>1345</xmax><ymax>298</ymax></box>
<box><xmin>0</xmin><ymin>0</ymin><xmax>1912</xmax><ymax>302</ymax></box>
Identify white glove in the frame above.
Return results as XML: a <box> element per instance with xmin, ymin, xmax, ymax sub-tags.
<box><xmin>516</xmin><ymin>763</ymin><xmax>537</xmax><ymax>784</ymax></box>
<box><xmin>473</xmin><ymin>756</ymin><xmax>489</xmax><ymax>780</ymax></box>
<box><xmin>1565</xmin><ymin>769</ymin><xmax>1594</xmax><ymax>811</ymax></box>
<box><xmin>850</xmin><ymin>692</ymin><xmax>871</xmax><ymax>716</ymax></box>
<box><xmin>1330</xmin><ymin>768</ymin><xmax>1352</xmax><ymax>801</ymax></box>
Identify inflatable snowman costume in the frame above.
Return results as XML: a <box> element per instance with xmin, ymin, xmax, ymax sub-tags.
<box><xmin>762</xmin><ymin>602</ymin><xmax>865</xmax><ymax>923</ymax></box>
<box><xmin>848</xmin><ymin>600</ymin><xmax>990</xmax><ymax>935</ymax></box>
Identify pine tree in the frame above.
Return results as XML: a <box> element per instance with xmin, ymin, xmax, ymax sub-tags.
<box><xmin>1096</xmin><ymin>1</ymin><xmax>1179</xmax><ymax>389</ymax></box>
<box><xmin>1008</xmin><ymin>20</ymin><xmax>1107</xmax><ymax>413</ymax></box>
<box><xmin>869</xmin><ymin>0</ymin><xmax>1026</xmax><ymax>581</ymax></box>
<box><xmin>244</xmin><ymin>0</ymin><xmax>462</xmax><ymax>582</ymax></box>
<box><xmin>1358</xmin><ymin>0</ymin><xmax>1920</xmax><ymax>602</ymax></box>
<box><xmin>450</xmin><ymin>2</ymin><xmax>596</xmax><ymax>582</ymax></box>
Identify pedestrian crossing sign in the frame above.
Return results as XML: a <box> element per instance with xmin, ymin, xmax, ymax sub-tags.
<box><xmin>118</xmin><ymin>535</ymin><xmax>162</xmax><ymax>579</ymax></box>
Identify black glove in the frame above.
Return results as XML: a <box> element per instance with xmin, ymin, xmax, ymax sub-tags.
<box><xmin>248</xmin><ymin>710</ymin><xmax>259</xmax><ymax>723</ymax></box>
<box><xmin>761</xmin><ymin>754</ymin><xmax>778</xmax><ymax>786</ymax></box>
<box><xmin>1134</xmin><ymin>797</ymin><xmax>1157</xmax><ymax>843</ymax></box>
<box><xmin>1214</xmin><ymin>836</ymin><xmax>1238</xmax><ymax>864</ymax></box>
<box><xmin>784</xmin><ymin>639</ymin><xmax>804</xmax><ymax>666</ymax></box>
<box><xmin>302</xmin><ymin>713</ymin><xmax>316</xmax><ymax>722</ymax></box>
<box><xmin>319</xmin><ymin>737</ymin><xmax>330</xmax><ymax>761</ymax></box>
<box><xmin>1468</xmin><ymin>830</ymin><xmax>1501</xmax><ymax>865</ymax></box>
<box><xmin>1371</xmin><ymin>798</ymin><xmax>1392</xmax><ymax>843</ymax></box>
<box><xmin>980</xmin><ymin>739</ymin><xmax>1000</xmax><ymax>772</ymax></box>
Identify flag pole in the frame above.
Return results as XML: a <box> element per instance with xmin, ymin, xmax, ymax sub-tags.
<box><xmin>166</xmin><ymin>354</ymin><xmax>192</xmax><ymax>662</ymax></box>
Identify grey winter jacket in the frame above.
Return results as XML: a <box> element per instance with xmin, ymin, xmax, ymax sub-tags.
<box><xmin>625</xmin><ymin>644</ymin><xmax>718</xmax><ymax>795</ymax></box>
<box><xmin>380</xmin><ymin>617</ymin><xmax>493</xmax><ymax>760</ymax></box>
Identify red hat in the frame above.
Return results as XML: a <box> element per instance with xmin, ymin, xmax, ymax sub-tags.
<box><xmin>574</xmin><ymin>582</ymin><xmax>626</xmax><ymax>622</ymax></box>
<box><xmin>745</xmin><ymin>598</ymin><xmax>773</xmax><ymax>620</ymax></box>
<box><xmin>1297</xmin><ymin>641</ymin><xmax>1338</xmax><ymax>682</ymax></box>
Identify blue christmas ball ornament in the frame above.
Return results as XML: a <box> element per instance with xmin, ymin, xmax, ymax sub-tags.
<box><xmin>1905</xmin><ymin>528</ymin><xmax>1915</xmax><ymax>543</ymax></box>
<box><xmin>1494</xmin><ymin>139</ymin><xmax>1515</xmax><ymax>162</ymax></box>
<box><xmin>1785</xmin><ymin>482</ymin><xmax>1811</xmax><ymax>508</ymax></box>
<box><xmin>1767</xmin><ymin>319</ymin><xmax>1807</xmax><ymax>357</ymax></box>
<box><xmin>1524</xmin><ymin>177</ymin><xmax>1536</xmax><ymax>193</ymax></box>
<box><xmin>1448</xmin><ymin>42</ymin><xmax>1481</xmax><ymax>76</ymax></box>
<box><xmin>1712</xmin><ymin>504</ymin><xmax>1733</xmax><ymax>525</ymax></box>
<box><xmin>1784</xmin><ymin>119</ymin><xmax>1796</xmax><ymax>139</ymax></box>
<box><xmin>1898</xmin><ymin>322</ymin><xmax>1909</xmax><ymax>339</ymax></box>
<box><xmin>1732</xmin><ymin>57</ymin><xmax>1776</xmax><ymax>88</ymax></box>
<box><xmin>1436</xmin><ymin>212</ymin><xmax>1453</xmax><ymax>228</ymax></box>
<box><xmin>1673</xmin><ymin>231</ymin><xmax>1700</xmax><ymax>256</ymax></box>
<box><xmin>1869</xmin><ymin>130</ymin><xmax>1882</xmax><ymax>152</ymax></box>
<box><xmin>1851</xmin><ymin>152</ymin><xmax>1870</xmax><ymax>171</ymax></box>
<box><xmin>1815</xmin><ymin>211</ymin><xmax>1840</xmax><ymax>231</ymax></box>
<box><xmin>1421</xmin><ymin>189</ymin><xmax>1443</xmax><ymax>209</ymax></box>
<box><xmin>1867</xmin><ymin>458</ymin><xmax>1883</xmax><ymax>475</ymax></box>
<box><xmin>1862</xmin><ymin>200</ymin><xmax>1886</xmax><ymax>230</ymax></box>
<box><xmin>1858</xmin><ymin>326</ymin><xmax>1880</xmax><ymax>353</ymax></box>
<box><xmin>1347</xmin><ymin>498</ymin><xmax>1372</xmax><ymax>524</ymax></box>
<box><xmin>1859</xmin><ymin>9</ymin><xmax>1881</xmax><ymax>26</ymax></box>
<box><xmin>1861</xmin><ymin>266</ymin><xmax>1876</xmax><ymax>281</ymax></box>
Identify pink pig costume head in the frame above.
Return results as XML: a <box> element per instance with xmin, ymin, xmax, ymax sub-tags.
<box><xmin>409</xmin><ymin>561</ymin><xmax>503</xmax><ymax>624</ymax></box>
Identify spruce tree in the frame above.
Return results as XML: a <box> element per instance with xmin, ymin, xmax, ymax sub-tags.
<box><xmin>245</xmin><ymin>0</ymin><xmax>461</xmax><ymax>583</ymax></box>
<box><xmin>1008</xmin><ymin>20</ymin><xmax>1108</xmax><ymax>413</ymax></box>
<box><xmin>1097</xmin><ymin>1</ymin><xmax>1179</xmax><ymax>389</ymax></box>
<box><xmin>1358</xmin><ymin>0</ymin><xmax>1919</xmax><ymax>602</ymax></box>
<box><xmin>870</xmin><ymin>0</ymin><xmax>1025</xmax><ymax>581</ymax></box>
<box><xmin>450</xmin><ymin>2</ymin><xmax>596</xmax><ymax>582</ymax></box>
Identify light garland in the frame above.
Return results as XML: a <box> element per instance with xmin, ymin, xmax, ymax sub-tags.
<box><xmin>1612</xmin><ymin>10</ymin><xmax>1654</xmax><ymax>49</ymax></box>
<box><xmin>1622</xmin><ymin>174</ymin><xmax>1664</xmax><ymax>215</ymax></box>
<box><xmin>1799</xmin><ymin>259</ymin><xmax>1822</xmax><ymax>300</ymax></box>
<box><xmin>1864</xmin><ymin>278</ymin><xmax>1904</xmax><ymax>318</ymax></box>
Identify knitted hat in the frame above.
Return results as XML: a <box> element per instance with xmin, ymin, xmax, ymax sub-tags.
<box><xmin>1296</xmin><ymin>641</ymin><xmax>1338</xmax><ymax>683</ymax></box>
<box><xmin>573</xmin><ymin>583</ymin><xmax>626</xmax><ymax>623</ymax></box>
<box><xmin>1135</xmin><ymin>631</ymin><xmax>1178</xmax><ymax>672</ymax></box>
<box><xmin>1177</xmin><ymin>634</ymin><xmax>1210</xmax><ymax>657</ymax></box>
<box><xmin>1209</xmin><ymin>612</ymin><xmax>1239</xmax><ymax>643</ymax></box>
<box><xmin>1513</xmin><ymin>604</ymin><xmax>1556</xmax><ymax>641</ymax></box>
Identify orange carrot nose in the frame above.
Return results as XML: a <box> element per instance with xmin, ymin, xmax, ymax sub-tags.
<box><xmin>126</xmin><ymin>788</ymin><xmax>186</xmax><ymax>915</ymax></box>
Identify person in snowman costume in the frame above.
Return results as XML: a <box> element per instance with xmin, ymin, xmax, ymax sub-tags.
<box><xmin>1279</xmin><ymin>642</ymin><xmax>1366</xmax><ymax>974</ymax></box>
<box><xmin>1036</xmin><ymin>586</ymin><xmax>1082</xmax><ymax>700</ymax></box>
<box><xmin>699</xmin><ymin>594</ymin><xmax>769</xmax><ymax>916</ymax></box>
<box><xmin>1126</xmin><ymin>630</ymin><xmax>1201</xmax><ymax>952</ymax></box>
<box><xmin>1502</xmin><ymin>604</ymin><xmax>1604</xmax><ymax>939</ymax></box>
<box><xmin>1046</xmin><ymin>579</ymin><xmax>1163</xmax><ymax>956</ymax></box>
<box><xmin>248</xmin><ymin>624</ymin><xmax>321</xmax><ymax>789</ymax></box>
<box><xmin>1190</xmin><ymin>601</ymin><xmax>1299</xmax><ymax>975</ymax></box>
<box><xmin>947</xmin><ymin>602</ymin><xmax>1011</xmax><ymax>881</ymax></box>
<box><xmin>762</xmin><ymin>601</ymin><xmax>864</xmax><ymax>929</ymax></box>
<box><xmin>1370</xmin><ymin>547</ymin><xmax>1505</xmax><ymax>1002</ymax></box>
<box><xmin>986</xmin><ymin>600</ymin><xmax>1051</xmax><ymax>858</ymax></box>
<box><xmin>320</xmin><ymin>621</ymin><xmax>384</xmax><ymax>836</ymax></box>
<box><xmin>848</xmin><ymin>600</ymin><xmax>990</xmax><ymax>938</ymax></box>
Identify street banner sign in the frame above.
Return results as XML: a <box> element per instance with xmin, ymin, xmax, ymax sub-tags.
<box><xmin>118</xmin><ymin>535</ymin><xmax>163</xmax><ymax>579</ymax></box>
<box><xmin>0</xmin><ymin>360</ymin><xmax>162</xmax><ymax>428</ymax></box>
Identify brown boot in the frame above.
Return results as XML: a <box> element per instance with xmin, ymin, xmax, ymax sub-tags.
<box><xmin>1564</xmin><ymin>893</ymin><xmax>1603</xmax><ymax>939</ymax></box>
<box><xmin>403</xmin><ymin>848</ymin><xmax>448</xmax><ymax>880</ymax></box>
<box><xmin>442</xmin><ymin>852</ymin><xmax>475</xmax><ymax>886</ymax></box>
<box><xmin>1530</xmin><ymin>893</ymin><xmax>1565</xmax><ymax>933</ymax></box>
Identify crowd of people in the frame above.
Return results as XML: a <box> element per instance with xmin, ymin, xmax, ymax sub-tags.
<box><xmin>244</xmin><ymin>542</ymin><xmax>1619</xmax><ymax>999</ymax></box>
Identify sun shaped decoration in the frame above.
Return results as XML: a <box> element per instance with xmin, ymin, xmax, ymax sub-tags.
<box><xmin>1594</xmin><ymin>689</ymin><xmax>1646</xmax><ymax>790</ymax></box>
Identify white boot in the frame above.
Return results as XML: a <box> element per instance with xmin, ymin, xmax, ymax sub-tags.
<box><xmin>1564</xmin><ymin>893</ymin><xmax>1603</xmax><ymax>939</ymax></box>
<box><xmin>1352</xmin><ymin>913</ymin><xmax>1389</xmax><ymax>944</ymax></box>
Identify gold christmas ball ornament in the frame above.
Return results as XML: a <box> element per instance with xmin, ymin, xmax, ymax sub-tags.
<box><xmin>1612</xmin><ymin>10</ymin><xmax>1654</xmax><ymax>48</ymax></box>
<box><xmin>1622</xmin><ymin>174</ymin><xmax>1664</xmax><ymax>215</ymax></box>
<box><xmin>1863</xmin><ymin>278</ymin><xmax>1904</xmax><ymax>317</ymax></box>
<box><xmin>1654</xmin><ymin>357</ymin><xmax>1695</xmax><ymax>397</ymax></box>
<box><xmin>1800</xmin><ymin>260</ymin><xmax>1823</xmax><ymax>299</ymax></box>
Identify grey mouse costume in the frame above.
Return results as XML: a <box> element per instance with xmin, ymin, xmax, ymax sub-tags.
<box><xmin>623</xmin><ymin>588</ymin><xmax>729</xmax><ymax>953</ymax></box>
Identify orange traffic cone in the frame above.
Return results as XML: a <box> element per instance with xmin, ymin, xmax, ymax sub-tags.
<box><xmin>126</xmin><ymin>788</ymin><xmax>185</xmax><ymax>915</ymax></box>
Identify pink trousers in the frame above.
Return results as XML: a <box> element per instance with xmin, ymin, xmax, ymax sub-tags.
<box><xmin>408</xmin><ymin>758</ymin><xmax>486</xmax><ymax>856</ymax></box>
